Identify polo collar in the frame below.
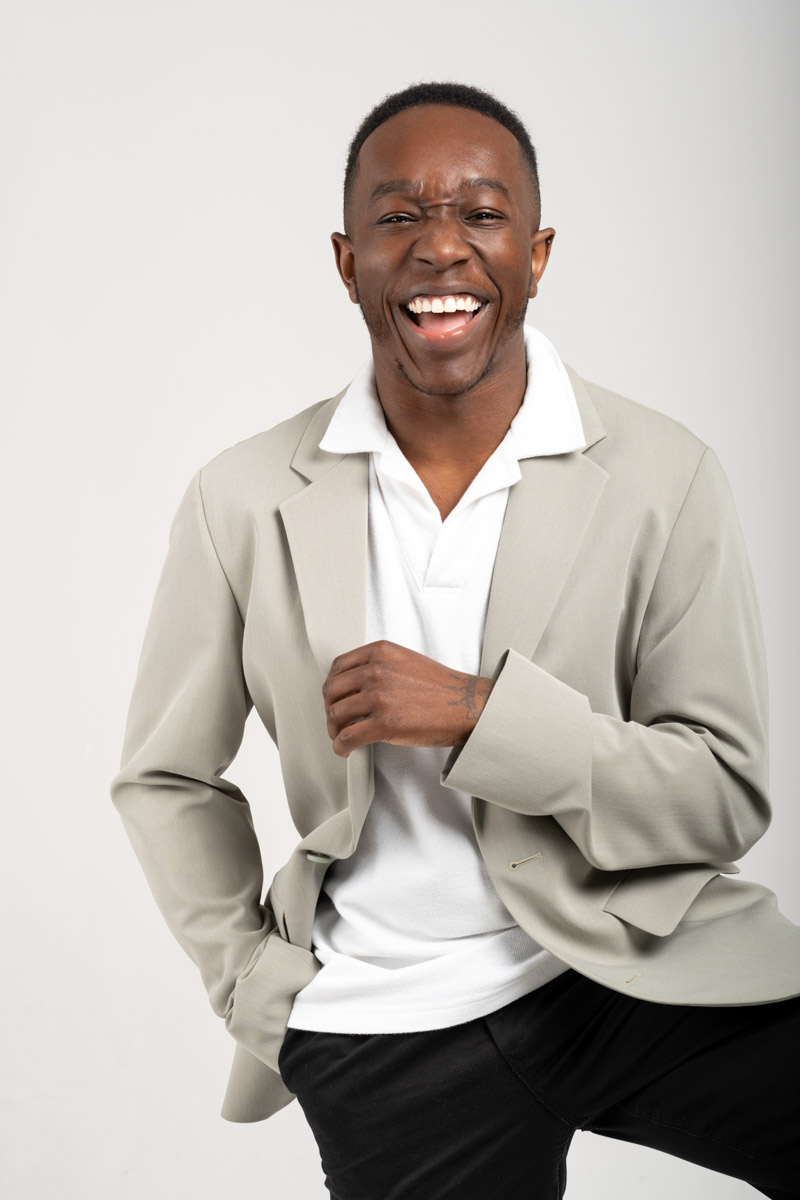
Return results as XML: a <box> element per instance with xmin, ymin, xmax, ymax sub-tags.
<box><xmin>318</xmin><ymin>325</ymin><xmax>587</xmax><ymax>462</ymax></box>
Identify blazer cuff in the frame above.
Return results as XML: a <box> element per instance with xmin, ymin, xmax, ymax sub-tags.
<box><xmin>440</xmin><ymin>647</ymin><xmax>591</xmax><ymax>812</ymax></box>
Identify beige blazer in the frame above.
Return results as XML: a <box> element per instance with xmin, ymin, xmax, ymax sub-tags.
<box><xmin>111</xmin><ymin>365</ymin><xmax>800</xmax><ymax>1124</ymax></box>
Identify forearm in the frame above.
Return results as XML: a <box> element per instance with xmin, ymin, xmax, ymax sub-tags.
<box><xmin>111</xmin><ymin>469</ymin><xmax>270</xmax><ymax>1016</ymax></box>
<box><xmin>112</xmin><ymin>765</ymin><xmax>272</xmax><ymax>1016</ymax></box>
<box><xmin>441</xmin><ymin>647</ymin><xmax>768</xmax><ymax>872</ymax></box>
<box><xmin>442</xmin><ymin>447</ymin><xmax>771</xmax><ymax>873</ymax></box>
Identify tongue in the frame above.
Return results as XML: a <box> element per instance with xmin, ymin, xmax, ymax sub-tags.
<box><xmin>417</xmin><ymin>310</ymin><xmax>472</xmax><ymax>334</ymax></box>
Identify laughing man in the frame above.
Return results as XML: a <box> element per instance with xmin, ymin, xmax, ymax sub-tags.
<box><xmin>112</xmin><ymin>83</ymin><xmax>800</xmax><ymax>1198</ymax></box>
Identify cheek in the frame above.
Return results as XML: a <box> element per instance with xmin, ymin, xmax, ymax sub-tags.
<box><xmin>482</xmin><ymin>239</ymin><xmax>532</xmax><ymax>290</ymax></box>
<box><xmin>353</xmin><ymin>269</ymin><xmax>383</xmax><ymax>313</ymax></box>
<box><xmin>352</xmin><ymin>270</ymin><xmax>393</xmax><ymax>338</ymax></box>
<box><xmin>353</xmin><ymin>252</ymin><xmax>388</xmax><ymax>300</ymax></box>
<box><xmin>505</xmin><ymin>259</ymin><xmax>535</xmax><ymax>302</ymax></box>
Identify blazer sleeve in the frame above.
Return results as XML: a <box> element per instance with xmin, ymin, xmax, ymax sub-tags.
<box><xmin>440</xmin><ymin>447</ymin><xmax>771</xmax><ymax>872</ymax></box>
<box><xmin>110</xmin><ymin>470</ymin><xmax>273</xmax><ymax>1020</ymax></box>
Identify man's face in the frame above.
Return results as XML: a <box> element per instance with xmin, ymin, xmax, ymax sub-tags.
<box><xmin>332</xmin><ymin>104</ymin><xmax>554</xmax><ymax>399</ymax></box>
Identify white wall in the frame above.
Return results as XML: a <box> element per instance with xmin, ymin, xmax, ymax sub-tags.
<box><xmin>2</xmin><ymin>1</ymin><xmax>797</xmax><ymax>1196</ymax></box>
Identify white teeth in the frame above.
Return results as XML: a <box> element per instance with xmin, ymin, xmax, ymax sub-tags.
<box><xmin>405</xmin><ymin>294</ymin><xmax>483</xmax><ymax>315</ymax></box>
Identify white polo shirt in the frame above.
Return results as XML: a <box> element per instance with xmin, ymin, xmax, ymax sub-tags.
<box><xmin>287</xmin><ymin>326</ymin><xmax>585</xmax><ymax>1034</ymax></box>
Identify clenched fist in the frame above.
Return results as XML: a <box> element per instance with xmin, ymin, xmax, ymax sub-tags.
<box><xmin>322</xmin><ymin>640</ymin><xmax>495</xmax><ymax>759</ymax></box>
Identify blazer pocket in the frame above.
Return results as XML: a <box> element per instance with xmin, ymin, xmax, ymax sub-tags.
<box><xmin>225</xmin><ymin>931</ymin><xmax>320</xmax><ymax>1072</ymax></box>
<box><xmin>602</xmin><ymin>862</ymin><xmax>737</xmax><ymax>937</ymax></box>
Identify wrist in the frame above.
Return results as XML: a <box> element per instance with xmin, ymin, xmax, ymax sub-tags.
<box><xmin>458</xmin><ymin>674</ymin><xmax>495</xmax><ymax>743</ymax></box>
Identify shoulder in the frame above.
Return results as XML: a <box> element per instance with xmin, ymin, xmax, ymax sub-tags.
<box><xmin>193</xmin><ymin>392</ymin><xmax>344</xmax><ymax>526</ymax></box>
<box><xmin>180</xmin><ymin>392</ymin><xmax>343</xmax><ymax>556</ymax></box>
<box><xmin>181</xmin><ymin>393</ymin><xmax>343</xmax><ymax>587</ymax></box>
<box><xmin>203</xmin><ymin>396</ymin><xmax>334</xmax><ymax>490</ymax></box>
<box><xmin>579</xmin><ymin>373</ymin><xmax>706</xmax><ymax>462</ymax></box>
<box><xmin>568</xmin><ymin>368</ymin><xmax>713</xmax><ymax>508</ymax></box>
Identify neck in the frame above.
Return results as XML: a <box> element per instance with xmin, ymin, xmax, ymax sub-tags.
<box><xmin>372</xmin><ymin>345</ymin><xmax>528</xmax><ymax>474</ymax></box>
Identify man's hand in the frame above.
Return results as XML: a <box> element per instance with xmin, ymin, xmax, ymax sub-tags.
<box><xmin>322</xmin><ymin>640</ymin><xmax>495</xmax><ymax>759</ymax></box>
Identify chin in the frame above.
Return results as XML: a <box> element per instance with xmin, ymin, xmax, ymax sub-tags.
<box><xmin>396</xmin><ymin>353</ymin><xmax>496</xmax><ymax>398</ymax></box>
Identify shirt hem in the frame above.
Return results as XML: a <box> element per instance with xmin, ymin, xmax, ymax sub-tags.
<box><xmin>286</xmin><ymin>959</ymin><xmax>570</xmax><ymax>1035</ymax></box>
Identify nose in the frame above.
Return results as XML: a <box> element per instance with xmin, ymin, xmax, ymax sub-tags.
<box><xmin>411</xmin><ymin>208</ymin><xmax>471</xmax><ymax>270</ymax></box>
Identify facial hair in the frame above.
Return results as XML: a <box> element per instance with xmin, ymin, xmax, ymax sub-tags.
<box><xmin>353</xmin><ymin>273</ymin><xmax>531</xmax><ymax>398</ymax></box>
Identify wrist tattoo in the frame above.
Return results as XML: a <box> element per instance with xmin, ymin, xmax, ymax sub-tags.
<box><xmin>444</xmin><ymin>671</ymin><xmax>487</xmax><ymax>725</ymax></box>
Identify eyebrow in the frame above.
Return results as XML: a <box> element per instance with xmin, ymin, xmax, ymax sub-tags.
<box><xmin>368</xmin><ymin>176</ymin><xmax>513</xmax><ymax>204</ymax></box>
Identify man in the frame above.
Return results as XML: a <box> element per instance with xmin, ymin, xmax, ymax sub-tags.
<box><xmin>112</xmin><ymin>83</ymin><xmax>800</xmax><ymax>1197</ymax></box>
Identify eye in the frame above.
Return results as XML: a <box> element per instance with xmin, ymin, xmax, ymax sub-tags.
<box><xmin>468</xmin><ymin>210</ymin><xmax>503</xmax><ymax>223</ymax></box>
<box><xmin>378</xmin><ymin>213</ymin><xmax>415</xmax><ymax>225</ymax></box>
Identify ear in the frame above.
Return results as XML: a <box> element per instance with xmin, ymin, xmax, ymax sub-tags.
<box><xmin>529</xmin><ymin>227</ymin><xmax>555</xmax><ymax>299</ymax></box>
<box><xmin>331</xmin><ymin>232</ymin><xmax>359</xmax><ymax>304</ymax></box>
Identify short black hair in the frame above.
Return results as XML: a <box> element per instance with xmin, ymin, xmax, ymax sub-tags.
<box><xmin>343</xmin><ymin>81</ymin><xmax>540</xmax><ymax>229</ymax></box>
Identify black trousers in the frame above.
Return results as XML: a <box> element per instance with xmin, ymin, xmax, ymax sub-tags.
<box><xmin>277</xmin><ymin>970</ymin><xmax>800</xmax><ymax>1199</ymax></box>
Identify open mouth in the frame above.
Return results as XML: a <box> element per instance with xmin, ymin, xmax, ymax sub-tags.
<box><xmin>403</xmin><ymin>293</ymin><xmax>484</xmax><ymax>337</ymax></box>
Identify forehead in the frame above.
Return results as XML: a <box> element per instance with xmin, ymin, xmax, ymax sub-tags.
<box><xmin>353</xmin><ymin>104</ymin><xmax>530</xmax><ymax>205</ymax></box>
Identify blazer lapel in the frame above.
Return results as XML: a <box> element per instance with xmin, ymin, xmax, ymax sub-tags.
<box><xmin>279</xmin><ymin>396</ymin><xmax>375</xmax><ymax>845</ymax></box>
<box><xmin>479</xmin><ymin>450</ymin><xmax>608</xmax><ymax>674</ymax></box>
<box><xmin>279</xmin><ymin>450</ymin><xmax>369</xmax><ymax>680</ymax></box>
<box><xmin>479</xmin><ymin>366</ymin><xmax>609</xmax><ymax>674</ymax></box>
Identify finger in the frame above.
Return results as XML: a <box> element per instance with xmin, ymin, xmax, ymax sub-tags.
<box><xmin>326</xmin><ymin>692</ymin><xmax>374</xmax><ymax>740</ymax></box>
<box><xmin>332</xmin><ymin>716</ymin><xmax>374</xmax><ymax>758</ymax></box>
<box><xmin>322</xmin><ymin>664</ymin><xmax>369</xmax><ymax>706</ymax></box>
<box><xmin>328</xmin><ymin>640</ymin><xmax>392</xmax><ymax>678</ymax></box>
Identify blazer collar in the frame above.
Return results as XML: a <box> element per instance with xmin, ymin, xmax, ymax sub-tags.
<box><xmin>565</xmin><ymin>365</ymin><xmax>606</xmax><ymax>453</ymax></box>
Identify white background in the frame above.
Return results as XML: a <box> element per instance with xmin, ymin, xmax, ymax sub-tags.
<box><xmin>2</xmin><ymin>1</ymin><xmax>798</xmax><ymax>1196</ymax></box>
